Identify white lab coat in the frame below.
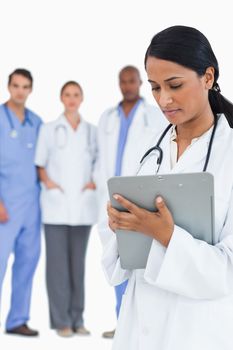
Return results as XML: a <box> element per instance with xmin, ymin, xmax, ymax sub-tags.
<box><xmin>102</xmin><ymin>115</ymin><xmax>233</xmax><ymax>350</ymax></box>
<box><xmin>95</xmin><ymin>100</ymin><xmax>167</xmax><ymax>244</ymax></box>
<box><xmin>35</xmin><ymin>114</ymin><xmax>97</xmax><ymax>225</ymax></box>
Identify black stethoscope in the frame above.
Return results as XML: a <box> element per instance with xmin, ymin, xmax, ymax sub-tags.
<box><xmin>138</xmin><ymin>114</ymin><xmax>218</xmax><ymax>174</ymax></box>
<box><xmin>3</xmin><ymin>103</ymin><xmax>30</xmax><ymax>139</ymax></box>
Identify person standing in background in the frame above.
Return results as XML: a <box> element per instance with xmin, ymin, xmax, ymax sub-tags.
<box><xmin>35</xmin><ymin>81</ymin><xmax>97</xmax><ymax>337</ymax></box>
<box><xmin>0</xmin><ymin>69</ymin><xmax>42</xmax><ymax>336</ymax></box>
<box><xmin>95</xmin><ymin>66</ymin><xmax>167</xmax><ymax>338</ymax></box>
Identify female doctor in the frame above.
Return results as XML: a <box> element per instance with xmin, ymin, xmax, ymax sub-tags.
<box><xmin>103</xmin><ymin>26</ymin><xmax>233</xmax><ymax>349</ymax></box>
<box><xmin>35</xmin><ymin>81</ymin><xmax>97</xmax><ymax>337</ymax></box>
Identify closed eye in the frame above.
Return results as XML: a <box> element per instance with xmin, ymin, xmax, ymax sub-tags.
<box><xmin>151</xmin><ymin>86</ymin><xmax>160</xmax><ymax>92</ymax></box>
<box><xmin>170</xmin><ymin>84</ymin><xmax>182</xmax><ymax>89</ymax></box>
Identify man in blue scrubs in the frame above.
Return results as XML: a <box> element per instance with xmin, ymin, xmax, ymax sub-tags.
<box><xmin>0</xmin><ymin>69</ymin><xmax>42</xmax><ymax>336</ymax></box>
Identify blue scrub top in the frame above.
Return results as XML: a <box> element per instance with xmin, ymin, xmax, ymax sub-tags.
<box><xmin>114</xmin><ymin>99</ymin><xmax>142</xmax><ymax>176</ymax></box>
<box><xmin>0</xmin><ymin>104</ymin><xmax>42</xmax><ymax>203</ymax></box>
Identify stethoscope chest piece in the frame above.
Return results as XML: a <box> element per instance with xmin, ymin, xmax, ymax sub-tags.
<box><xmin>10</xmin><ymin>129</ymin><xmax>18</xmax><ymax>138</ymax></box>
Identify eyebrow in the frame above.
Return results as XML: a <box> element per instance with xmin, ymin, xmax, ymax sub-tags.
<box><xmin>148</xmin><ymin>76</ymin><xmax>183</xmax><ymax>83</ymax></box>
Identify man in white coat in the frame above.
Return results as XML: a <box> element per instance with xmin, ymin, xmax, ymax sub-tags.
<box><xmin>96</xmin><ymin>65</ymin><xmax>167</xmax><ymax>338</ymax></box>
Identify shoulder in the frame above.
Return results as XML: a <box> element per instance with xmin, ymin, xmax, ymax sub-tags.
<box><xmin>0</xmin><ymin>104</ymin><xmax>6</xmax><ymax>123</ymax></box>
<box><xmin>98</xmin><ymin>106</ymin><xmax>117</xmax><ymax>123</ymax></box>
<box><xmin>83</xmin><ymin>119</ymin><xmax>96</xmax><ymax>130</ymax></box>
<box><xmin>220</xmin><ymin>115</ymin><xmax>233</xmax><ymax>147</ymax></box>
<box><xmin>83</xmin><ymin>121</ymin><xmax>97</xmax><ymax>139</ymax></box>
<box><xmin>143</xmin><ymin>101</ymin><xmax>160</xmax><ymax>113</ymax></box>
<box><xmin>27</xmin><ymin>109</ymin><xmax>43</xmax><ymax>126</ymax></box>
<box><xmin>0</xmin><ymin>104</ymin><xmax>5</xmax><ymax>113</ymax></box>
<box><xmin>142</xmin><ymin>100</ymin><xmax>168</xmax><ymax>130</ymax></box>
<box><xmin>37</xmin><ymin>117</ymin><xmax>61</xmax><ymax>138</ymax></box>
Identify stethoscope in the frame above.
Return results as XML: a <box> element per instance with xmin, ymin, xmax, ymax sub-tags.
<box><xmin>104</xmin><ymin>99</ymin><xmax>149</xmax><ymax>134</ymax></box>
<box><xmin>54</xmin><ymin>122</ymin><xmax>92</xmax><ymax>153</ymax></box>
<box><xmin>3</xmin><ymin>104</ymin><xmax>34</xmax><ymax>149</ymax></box>
<box><xmin>137</xmin><ymin>114</ymin><xmax>219</xmax><ymax>174</ymax></box>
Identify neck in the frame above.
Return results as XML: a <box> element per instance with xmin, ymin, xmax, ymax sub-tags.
<box><xmin>6</xmin><ymin>100</ymin><xmax>25</xmax><ymax>122</ymax></box>
<box><xmin>64</xmin><ymin>111</ymin><xmax>80</xmax><ymax>130</ymax></box>
<box><xmin>176</xmin><ymin>110</ymin><xmax>215</xmax><ymax>142</ymax></box>
<box><xmin>121</xmin><ymin>96</ymin><xmax>141</xmax><ymax>116</ymax></box>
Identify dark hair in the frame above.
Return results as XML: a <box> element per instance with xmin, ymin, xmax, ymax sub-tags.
<box><xmin>60</xmin><ymin>81</ymin><xmax>83</xmax><ymax>96</ymax></box>
<box><xmin>8</xmin><ymin>68</ymin><xmax>33</xmax><ymax>86</ymax></box>
<box><xmin>145</xmin><ymin>25</ymin><xmax>233</xmax><ymax>128</ymax></box>
<box><xmin>119</xmin><ymin>65</ymin><xmax>141</xmax><ymax>80</ymax></box>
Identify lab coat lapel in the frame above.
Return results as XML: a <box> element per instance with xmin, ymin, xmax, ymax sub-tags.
<box><xmin>156</xmin><ymin>130</ymin><xmax>171</xmax><ymax>174</ymax></box>
<box><xmin>105</xmin><ymin>109</ymin><xmax>120</xmax><ymax>177</ymax></box>
<box><xmin>169</xmin><ymin>127</ymin><xmax>214</xmax><ymax>174</ymax></box>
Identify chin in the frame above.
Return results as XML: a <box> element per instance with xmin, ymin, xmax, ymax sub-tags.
<box><xmin>14</xmin><ymin>99</ymin><xmax>26</xmax><ymax>105</ymax></box>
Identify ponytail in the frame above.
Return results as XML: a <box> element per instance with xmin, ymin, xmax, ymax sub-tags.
<box><xmin>209</xmin><ymin>83</ymin><xmax>233</xmax><ymax>128</ymax></box>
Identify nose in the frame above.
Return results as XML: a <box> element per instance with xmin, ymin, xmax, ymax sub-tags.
<box><xmin>157</xmin><ymin>90</ymin><xmax>173</xmax><ymax>108</ymax></box>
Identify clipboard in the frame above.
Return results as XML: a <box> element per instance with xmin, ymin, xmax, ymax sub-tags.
<box><xmin>107</xmin><ymin>172</ymin><xmax>215</xmax><ymax>269</ymax></box>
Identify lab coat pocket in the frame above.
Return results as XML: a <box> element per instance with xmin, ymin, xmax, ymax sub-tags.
<box><xmin>81</xmin><ymin>189</ymin><xmax>98</xmax><ymax>224</ymax></box>
<box><xmin>41</xmin><ymin>187</ymin><xmax>66</xmax><ymax>223</ymax></box>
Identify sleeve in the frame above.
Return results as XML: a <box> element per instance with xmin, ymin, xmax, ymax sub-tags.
<box><xmin>34</xmin><ymin>124</ymin><xmax>50</xmax><ymax>167</ymax></box>
<box><xmin>144</xmin><ymin>188</ymin><xmax>233</xmax><ymax>300</ymax></box>
<box><xmin>101</xmin><ymin>230</ymin><xmax>132</xmax><ymax>286</ymax></box>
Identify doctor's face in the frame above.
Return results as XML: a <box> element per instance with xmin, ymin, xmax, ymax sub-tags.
<box><xmin>146</xmin><ymin>57</ymin><xmax>214</xmax><ymax>126</ymax></box>
<box><xmin>8</xmin><ymin>74</ymin><xmax>32</xmax><ymax>105</ymax></box>
<box><xmin>119</xmin><ymin>69</ymin><xmax>142</xmax><ymax>102</ymax></box>
<box><xmin>60</xmin><ymin>84</ymin><xmax>83</xmax><ymax>112</ymax></box>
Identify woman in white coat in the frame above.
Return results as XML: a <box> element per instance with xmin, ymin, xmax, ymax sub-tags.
<box><xmin>35</xmin><ymin>81</ymin><xmax>97</xmax><ymax>337</ymax></box>
<box><xmin>103</xmin><ymin>26</ymin><xmax>233</xmax><ymax>349</ymax></box>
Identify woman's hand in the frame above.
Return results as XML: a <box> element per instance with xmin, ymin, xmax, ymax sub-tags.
<box><xmin>45</xmin><ymin>179</ymin><xmax>63</xmax><ymax>192</ymax></box>
<box><xmin>107</xmin><ymin>195</ymin><xmax>174</xmax><ymax>247</ymax></box>
<box><xmin>82</xmin><ymin>182</ymin><xmax>96</xmax><ymax>191</ymax></box>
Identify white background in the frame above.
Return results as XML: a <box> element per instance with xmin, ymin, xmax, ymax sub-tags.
<box><xmin>0</xmin><ymin>0</ymin><xmax>233</xmax><ymax>349</ymax></box>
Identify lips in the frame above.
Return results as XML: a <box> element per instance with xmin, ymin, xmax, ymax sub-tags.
<box><xmin>163</xmin><ymin>109</ymin><xmax>180</xmax><ymax>117</ymax></box>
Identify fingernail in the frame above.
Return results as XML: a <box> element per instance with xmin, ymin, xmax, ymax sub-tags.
<box><xmin>113</xmin><ymin>194</ymin><xmax>119</xmax><ymax>200</ymax></box>
<box><xmin>157</xmin><ymin>196</ymin><xmax>163</xmax><ymax>203</ymax></box>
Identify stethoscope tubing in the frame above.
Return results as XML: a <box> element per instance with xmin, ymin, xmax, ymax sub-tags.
<box><xmin>139</xmin><ymin>114</ymin><xmax>218</xmax><ymax>174</ymax></box>
<box><xmin>3</xmin><ymin>103</ymin><xmax>29</xmax><ymax>138</ymax></box>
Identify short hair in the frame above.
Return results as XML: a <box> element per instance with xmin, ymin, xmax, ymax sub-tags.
<box><xmin>8</xmin><ymin>68</ymin><xmax>33</xmax><ymax>86</ymax></box>
<box><xmin>119</xmin><ymin>65</ymin><xmax>141</xmax><ymax>80</ymax></box>
<box><xmin>60</xmin><ymin>81</ymin><xmax>83</xmax><ymax>96</ymax></box>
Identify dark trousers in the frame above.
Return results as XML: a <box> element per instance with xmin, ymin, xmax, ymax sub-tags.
<box><xmin>44</xmin><ymin>224</ymin><xmax>91</xmax><ymax>329</ymax></box>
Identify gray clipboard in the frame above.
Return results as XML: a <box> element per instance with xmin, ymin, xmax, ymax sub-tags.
<box><xmin>107</xmin><ymin>172</ymin><xmax>215</xmax><ymax>269</ymax></box>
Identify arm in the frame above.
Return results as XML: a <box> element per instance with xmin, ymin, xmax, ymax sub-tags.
<box><xmin>0</xmin><ymin>201</ymin><xmax>8</xmax><ymax>222</ymax></box>
<box><xmin>37</xmin><ymin>166</ymin><xmax>62</xmax><ymax>190</ymax></box>
<box><xmin>35</xmin><ymin>124</ymin><xmax>62</xmax><ymax>191</ymax></box>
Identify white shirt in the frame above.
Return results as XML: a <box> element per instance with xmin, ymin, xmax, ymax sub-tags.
<box><xmin>170</xmin><ymin>125</ymin><xmax>212</xmax><ymax>168</ymax></box>
<box><xmin>35</xmin><ymin>114</ymin><xmax>98</xmax><ymax>225</ymax></box>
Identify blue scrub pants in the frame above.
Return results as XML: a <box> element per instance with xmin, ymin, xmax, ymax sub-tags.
<box><xmin>114</xmin><ymin>280</ymin><xmax>128</xmax><ymax>318</ymax></box>
<box><xmin>0</xmin><ymin>196</ymin><xmax>41</xmax><ymax>330</ymax></box>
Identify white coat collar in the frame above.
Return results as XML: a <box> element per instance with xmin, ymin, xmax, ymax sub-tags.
<box><xmin>57</xmin><ymin>113</ymin><xmax>85</xmax><ymax>131</ymax></box>
<box><xmin>143</xmin><ymin>114</ymin><xmax>229</xmax><ymax>175</ymax></box>
<box><xmin>104</xmin><ymin>99</ymin><xmax>146</xmax><ymax>135</ymax></box>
